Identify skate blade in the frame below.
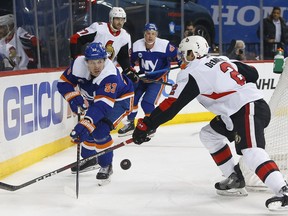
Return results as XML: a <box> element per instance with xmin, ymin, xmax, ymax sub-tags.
<box><xmin>148</xmin><ymin>133</ymin><xmax>155</xmax><ymax>137</ymax></box>
<box><xmin>71</xmin><ymin>165</ymin><xmax>101</xmax><ymax>174</ymax></box>
<box><xmin>118</xmin><ymin>131</ymin><xmax>133</xmax><ymax>137</ymax></box>
<box><xmin>246</xmin><ymin>185</ymin><xmax>269</xmax><ymax>192</ymax></box>
<box><xmin>216</xmin><ymin>188</ymin><xmax>248</xmax><ymax>197</ymax></box>
<box><xmin>97</xmin><ymin>178</ymin><xmax>111</xmax><ymax>186</ymax></box>
<box><xmin>267</xmin><ymin>201</ymin><xmax>288</xmax><ymax>211</ymax></box>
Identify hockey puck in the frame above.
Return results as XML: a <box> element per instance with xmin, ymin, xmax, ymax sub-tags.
<box><xmin>120</xmin><ymin>159</ymin><xmax>131</xmax><ymax>170</ymax></box>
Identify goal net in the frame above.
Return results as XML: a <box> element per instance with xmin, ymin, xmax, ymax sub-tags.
<box><xmin>240</xmin><ymin>59</ymin><xmax>288</xmax><ymax>190</ymax></box>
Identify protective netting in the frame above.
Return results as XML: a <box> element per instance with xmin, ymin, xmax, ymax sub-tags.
<box><xmin>240</xmin><ymin>59</ymin><xmax>288</xmax><ymax>190</ymax></box>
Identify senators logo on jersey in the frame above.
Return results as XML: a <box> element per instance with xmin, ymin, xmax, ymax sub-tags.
<box><xmin>105</xmin><ymin>40</ymin><xmax>115</xmax><ymax>60</ymax></box>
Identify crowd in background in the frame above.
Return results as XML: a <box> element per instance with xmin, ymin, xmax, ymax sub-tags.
<box><xmin>0</xmin><ymin>1</ymin><xmax>288</xmax><ymax>71</ymax></box>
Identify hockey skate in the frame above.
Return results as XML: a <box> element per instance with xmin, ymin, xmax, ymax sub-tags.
<box><xmin>96</xmin><ymin>164</ymin><xmax>113</xmax><ymax>186</ymax></box>
<box><xmin>266</xmin><ymin>185</ymin><xmax>288</xmax><ymax>211</ymax></box>
<box><xmin>148</xmin><ymin>129</ymin><xmax>156</xmax><ymax>137</ymax></box>
<box><xmin>215</xmin><ymin>164</ymin><xmax>248</xmax><ymax>197</ymax></box>
<box><xmin>118</xmin><ymin>120</ymin><xmax>134</xmax><ymax>137</ymax></box>
<box><xmin>71</xmin><ymin>158</ymin><xmax>100</xmax><ymax>174</ymax></box>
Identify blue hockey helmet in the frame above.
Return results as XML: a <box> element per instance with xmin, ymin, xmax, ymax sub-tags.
<box><xmin>85</xmin><ymin>42</ymin><xmax>107</xmax><ymax>60</ymax></box>
<box><xmin>144</xmin><ymin>23</ymin><xmax>158</xmax><ymax>32</ymax></box>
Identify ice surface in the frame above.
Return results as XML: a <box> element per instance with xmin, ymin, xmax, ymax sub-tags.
<box><xmin>0</xmin><ymin>122</ymin><xmax>285</xmax><ymax>215</ymax></box>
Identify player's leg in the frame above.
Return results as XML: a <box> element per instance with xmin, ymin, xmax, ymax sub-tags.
<box><xmin>140</xmin><ymin>82</ymin><xmax>165</xmax><ymax>135</ymax></box>
<box><xmin>118</xmin><ymin>83</ymin><xmax>144</xmax><ymax>136</ymax></box>
<box><xmin>233</xmin><ymin>99</ymin><xmax>288</xmax><ymax>210</ymax></box>
<box><xmin>199</xmin><ymin>117</ymin><xmax>247</xmax><ymax>196</ymax></box>
<box><xmin>92</xmin><ymin>120</ymin><xmax>114</xmax><ymax>185</ymax></box>
<box><xmin>70</xmin><ymin>138</ymin><xmax>100</xmax><ymax>174</ymax></box>
<box><xmin>94</xmin><ymin>98</ymin><xmax>134</xmax><ymax>185</ymax></box>
<box><xmin>142</xmin><ymin>80</ymin><xmax>165</xmax><ymax>115</ymax></box>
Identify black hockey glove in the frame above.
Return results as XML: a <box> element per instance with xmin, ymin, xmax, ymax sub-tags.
<box><xmin>123</xmin><ymin>67</ymin><xmax>139</xmax><ymax>83</ymax></box>
<box><xmin>133</xmin><ymin>117</ymin><xmax>154</xmax><ymax>144</ymax></box>
<box><xmin>233</xmin><ymin>61</ymin><xmax>259</xmax><ymax>83</ymax></box>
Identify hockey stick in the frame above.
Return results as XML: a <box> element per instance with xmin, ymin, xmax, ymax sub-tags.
<box><xmin>138</xmin><ymin>65</ymin><xmax>180</xmax><ymax>78</ymax></box>
<box><xmin>139</xmin><ymin>77</ymin><xmax>173</xmax><ymax>86</ymax></box>
<box><xmin>76</xmin><ymin>112</ymin><xmax>81</xmax><ymax>199</ymax></box>
<box><xmin>0</xmin><ymin>138</ymin><xmax>134</xmax><ymax>191</ymax></box>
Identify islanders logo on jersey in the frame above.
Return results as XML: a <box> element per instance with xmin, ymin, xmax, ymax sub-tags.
<box><xmin>169</xmin><ymin>44</ymin><xmax>175</xmax><ymax>52</ymax></box>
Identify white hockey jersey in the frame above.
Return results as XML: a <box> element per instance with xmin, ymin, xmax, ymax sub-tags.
<box><xmin>75</xmin><ymin>22</ymin><xmax>131</xmax><ymax>64</ymax></box>
<box><xmin>174</xmin><ymin>55</ymin><xmax>263</xmax><ymax>117</ymax></box>
<box><xmin>0</xmin><ymin>27</ymin><xmax>30</xmax><ymax>70</ymax></box>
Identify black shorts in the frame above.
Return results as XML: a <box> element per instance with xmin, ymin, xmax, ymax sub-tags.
<box><xmin>210</xmin><ymin>99</ymin><xmax>271</xmax><ymax>155</ymax></box>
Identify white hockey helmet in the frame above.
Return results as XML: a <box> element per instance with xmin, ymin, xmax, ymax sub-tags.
<box><xmin>179</xmin><ymin>35</ymin><xmax>209</xmax><ymax>62</ymax></box>
<box><xmin>0</xmin><ymin>14</ymin><xmax>14</xmax><ymax>26</ymax></box>
<box><xmin>109</xmin><ymin>7</ymin><xmax>126</xmax><ymax>23</ymax></box>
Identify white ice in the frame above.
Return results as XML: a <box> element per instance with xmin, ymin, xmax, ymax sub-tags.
<box><xmin>0</xmin><ymin>122</ymin><xmax>285</xmax><ymax>215</ymax></box>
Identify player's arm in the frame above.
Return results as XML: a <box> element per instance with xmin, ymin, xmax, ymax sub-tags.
<box><xmin>149</xmin><ymin>74</ymin><xmax>199</xmax><ymax>127</ymax></box>
<box><xmin>70</xmin><ymin>26</ymin><xmax>97</xmax><ymax>60</ymax></box>
<box><xmin>133</xmin><ymin>74</ymin><xmax>200</xmax><ymax>144</ymax></box>
<box><xmin>120</xmin><ymin>44</ymin><xmax>139</xmax><ymax>82</ymax></box>
<box><xmin>57</xmin><ymin>65</ymin><xmax>87</xmax><ymax>113</ymax></box>
<box><xmin>19</xmin><ymin>34</ymin><xmax>39</xmax><ymax>68</ymax></box>
<box><xmin>166</xmin><ymin>42</ymin><xmax>182</xmax><ymax>66</ymax></box>
<box><xmin>117</xmin><ymin>43</ymin><xmax>131</xmax><ymax>71</ymax></box>
<box><xmin>18</xmin><ymin>27</ymin><xmax>39</xmax><ymax>68</ymax></box>
<box><xmin>232</xmin><ymin>61</ymin><xmax>259</xmax><ymax>83</ymax></box>
<box><xmin>70</xmin><ymin>77</ymin><xmax>118</xmax><ymax>142</ymax></box>
<box><xmin>57</xmin><ymin>64</ymin><xmax>78</xmax><ymax>96</ymax></box>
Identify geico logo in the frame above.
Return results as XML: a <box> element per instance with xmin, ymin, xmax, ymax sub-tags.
<box><xmin>3</xmin><ymin>80</ymin><xmax>64</xmax><ymax>141</ymax></box>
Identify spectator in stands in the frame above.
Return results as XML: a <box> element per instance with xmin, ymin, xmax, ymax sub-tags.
<box><xmin>258</xmin><ymin>7</ymin><xmax>288</xmax><ymax>60</ymax></box>
<box><xmin>0</xmin><ymin>14</ymin><xmax>39</xmax><ymax>71</ymax></box>
<box><xmin>226</xmin><ymin>39</ymin><xmax>246</xmax><ymax>61</ymax></box>
<box><xmin>184</xmin><ymin>20</ymin><xmax>195</xmax><ymax>38</ymax></box>
<box><xmin>184</xmin><ymin>20</ymin><xmax>218</xmax><ymax>53</ymax></box>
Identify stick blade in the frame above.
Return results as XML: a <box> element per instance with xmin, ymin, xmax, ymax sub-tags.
<box><xmin>0</xmin><ymin>182</ymin><xmax>18</xmax><ymax>191</ymax></box>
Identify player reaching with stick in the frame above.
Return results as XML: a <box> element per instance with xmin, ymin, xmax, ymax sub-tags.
<box><xmin>132</xmin><ymin>35</ymin><xmax>288</xmax><ymax>210</ymax></box>
<box><xmin>118</xmin><ymin>23</ymin><xmax>180</xmax><ymax>137</ymax></box>
<box><xmin>57</xmin><ymin>42</ymin><xmax>134</xmax><ymax>185</ymax></box>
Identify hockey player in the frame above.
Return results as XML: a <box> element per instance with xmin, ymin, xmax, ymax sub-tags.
<box><xmin>118</xmin><ymin>23</ymin><xmax>180</xmax><ymax>136</ymax></box>
<box><xmin>0</xmin><ymin>14</ymin><xmax>38</xmax><ymax>71</ymax></box>
<box><xmin>70</xmin><ymin>7</ymin><xmax>137</xmax><ymax>80</ymax></box>
<box><xmin>57</xmin><ymin>42</ymin><xmax>134</xmax><ymax>184</ymax></box>
<box><xmin>132</xmin><ymin>35</ymin><xmax>288</xmax><ymax>210</ymax></box>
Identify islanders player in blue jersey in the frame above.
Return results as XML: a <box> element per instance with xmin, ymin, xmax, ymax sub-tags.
<box><xmin>57</xmin><ymin>42</ymin><xmax>134</xmax><ymax>185</ymax></box>
<box><xmin>118</xmin><ymin>23</ymin><xmax>180</xmax><ymax>136</ymax></box>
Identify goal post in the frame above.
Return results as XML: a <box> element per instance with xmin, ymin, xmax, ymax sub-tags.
<box><xmin>240</xmin><ymin>58</ymin><xmax>288</xmax><ymax>190</ymax></box>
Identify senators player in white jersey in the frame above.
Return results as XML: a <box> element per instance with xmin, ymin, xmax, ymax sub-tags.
<box><xmin>0</xmin><ymin>14</ymin><xmax>38</xmax><ymax>71</ymax></box>
<box><xmin>70</xmin><ymin>7</ymin><xmax>132</xmax><ymax>73</ymax></box>
<box><xmin>132</xmin><ymin>35</ymin><xmax>288</xmax><ymax>211</ymax></box>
